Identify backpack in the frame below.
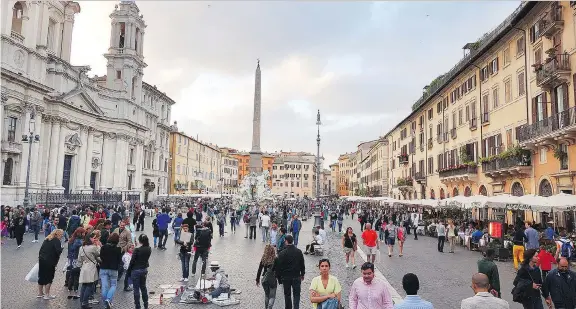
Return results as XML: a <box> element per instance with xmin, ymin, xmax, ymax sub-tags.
<box><xmin>561</xmin><ymin>239</ymin><xmax>573</xmax><ymax>258</ymax></box>
<box><xmin>262</xmin><ymin>265</ymin><xmax>277</xmax><ymax>287</ymax></box>
<box><xmin>67</xmin><ymin>216</ymin><xmax>81</xmax><ymax>234</ymax></box>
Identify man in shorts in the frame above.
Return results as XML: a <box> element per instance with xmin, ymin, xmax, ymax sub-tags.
<box><xmin>361</xmin><ymin>223</ymin><xmax>379</xmax><ymax>263</ymax></box>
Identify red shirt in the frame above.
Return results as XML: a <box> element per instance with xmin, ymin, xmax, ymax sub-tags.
<box><xmin>537</xmin><ymin>250</ymin><xmax>555</xmax><ymax>271</ymax></box>
<box><xmin>362</xmin><ymin>229</ymin><xmax>378</xmax><ymax>247</ymax></box>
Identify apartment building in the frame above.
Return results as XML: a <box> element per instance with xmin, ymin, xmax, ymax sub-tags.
<box><xmin>169</xmin><ymin>130</ymin><xmax>221</xmax><ymax>195</ymax></box>
<box><xmin>387</xmin><ymin>1</ymin><xmax>576</xmax><ymax>200</ymax></box>
<box><xmin>223</xmin><ymin>148</ymin><xmax>274</xmax><ymax>188</ymax></box>
<box><xmin>338</xmin><ymin>154</ymin><xmax>352</xmax><ymax>196</ymax></box>
<box><xmin>271</xmin><ymin>155</ymin><xmax>317</xmax><ymax>198</ymax></box>
<box><xmin>321</xmin><ymin>169</ymin><xmax>332</xmax><ymax>196</ymax></box>
<box><xmin>221</xmin><ymin>153</ymin><xmax>239</xmax><ymax>194</ymax></box>
<box><xmin>359</xmin><ymin>139</ymin><xmax>389</xmax><ymax>197</ymax></box>
<box><xmin>330</xmin><ymin>163</ymin><xmax>339</xmax><ymax>195</ymax></box>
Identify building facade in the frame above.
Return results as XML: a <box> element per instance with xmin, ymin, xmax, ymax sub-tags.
<box><xmin>321</xmin><ymin>169</ymin><xmax>332</xmax><ymax>196</ymax></box>
<box><xmin>1</xmin><ymin>1</ymin><xmax>173</xmax><ymax>206</ymax></box>
<box><xmin>271</xmin><ymin>155</ymin><xmax>316</xmax><ymax>198</ymax></box>
<box><xmin>386</xmin><ymin>1</ymin><xmax>575</xmax><ymax>200</ymax></box>
<box><xmin>338</xmin><ymin>154</ymin><xmax>351</xmax><ymax>196</ymax></box>
<box><xmin>221</xmin><ymin>153</ymin><xmax>238</xmax><ymax>194</ymax></box>
<box><xmin>169</xmin><ymin>126</ymin><xmax>222</xmax><ymax>195</ymax></box>
<box><xmin>227</xmin><ymin>149</ymin><xmax>273</xmax><ymax>188</ymax></box>
<box><xmin>329</xmin><ymin>163</ymin><xmax>339</xmax><ymax>195</ymax></box>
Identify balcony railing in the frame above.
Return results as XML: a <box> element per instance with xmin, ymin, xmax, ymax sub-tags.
<box><xmin>536</xmin><ymin>53</ymin><xmax>571</xmax><ymax>88</ymax></box>
<box><xmin>398</xmin><ymin>154</ymin><xmax>409</xmax><ymax>164</ymax></box>
<box><xmin>437</xmin><ymin>134</ymin><xmax>443</xmax><ymax>144</ymax></box>
<box><xmin>30</xmin><ymin>190</ymin><xmax>140</xmax><ymax>206</ymax></box>
<box><xmin>414</xmin><ymin>172</ymin><xmax>425</xmax><ymax>182</ymax></box>
<box><xmin>540</xmin><ymin>4</ymin><xmax>564</xmax><ymax>38</ymax></box>
<box><xmin>470</xmin><ymin>118</ymin><xmax>477</xmax><ymax>130</ymax></box>
<box><xmin>11</xmin><ymin>31</ymin><xmax>24</xmax><ymax>43</ymax></box>
<box><xmin>419</xmin><ymin>143</ymin><xmax>424</xmax><ymax>152</ymax></box>
<box><xmin>451</xmin><ymin>128</ymin><xmax>457</xmax><ymax>139</ymax></box>
<box><xmin>481</xmin><ymin>112</ymin><xmax>489</xmax><ymax>124</ymax></box>
<box><xmin>427</xmin><ymin>138</ymin><xmax>433</xmax><ymax>149</ymax></box>
<box><xmin>482</xmin><ymin>155</ymin><xmax>531</xmax><ymax>173</ymax></box>
<box><xmin>517</xmin><ymin>106</ymin><xmax>576</xmax><ymax>143</ymax></box>
<box><xmin>439</xmin><ymin>165</ymin><xmax>478</xmax><ymax>178</ymax></box>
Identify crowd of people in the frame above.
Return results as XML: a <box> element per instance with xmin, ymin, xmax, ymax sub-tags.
<box><xmin>5</xmin><ymin>197</ymin><xmax>576</xmax><ymax>309</ymax></box>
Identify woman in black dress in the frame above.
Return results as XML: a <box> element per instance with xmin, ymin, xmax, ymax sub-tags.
<box><xmin>13</xmin><ymin>209</ymin><xmax>27</xmax><ymax>248</ymax></box>
<box><xmin>37</xmin><ymin>229</ymin><xmax>64</xmax><ymax>300</ymax></box>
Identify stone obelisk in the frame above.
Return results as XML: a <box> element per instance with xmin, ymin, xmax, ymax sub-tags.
<box><xmin>249</xmin><ymin>60</ymin><xmax>263</xmax><ymax>174</ymax></box>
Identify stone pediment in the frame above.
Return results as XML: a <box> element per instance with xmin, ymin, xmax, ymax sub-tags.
<box><xmin>56</xmin><ymin>88</ymin><xmax>104</xmax><ymax>115</ymax></box>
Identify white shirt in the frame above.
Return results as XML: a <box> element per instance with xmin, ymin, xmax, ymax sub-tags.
<box><xmin>314</xmin><ymin>234</ymin><xmax>323</xmax><ymax>245</ymax></box>
<box><xmin>319</xmin><ymin>228</ymin><xmax>327</xmax><ymax>244</ymax></box>
<box><xmin>261</xmin><ymin>215</ymin><xmax>271</xmax><ymax>227</ymax></box>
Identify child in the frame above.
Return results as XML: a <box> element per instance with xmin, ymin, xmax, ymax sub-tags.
<box><xmin>537</xmin><ymin>245</ymin><xmax>556</xmax><ymax>278</ymax></box>
<box><xmin>152</xmin><ymin>214</ymin><xmax>160</xmax><ymax>248</ymax></box>
<box><xmin>122</xmin><ymin>244</ymin><xmax>134</xmax><ymax>291</ymax></box>
<box><xmin>0</xmin><ymin>217</ymin><xmax>9</xmax><ymax>244</ymax></box>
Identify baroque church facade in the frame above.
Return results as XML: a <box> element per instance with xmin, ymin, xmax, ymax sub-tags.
<box><xmin>1</xmin><ymin>0</ymin><xmax>174</xmax><ymax>206</ymax></box>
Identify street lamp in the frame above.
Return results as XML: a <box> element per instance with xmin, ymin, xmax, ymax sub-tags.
<box><xmin>315</xmin><ymin>109</ymin><xmax>321</xmax><ymax>202</ymax></box>
<box><xmin>218</xmin><ymin>178</ymin><xmax>223</xmax><ymax>198</ymax></box>
<box><xmin>22</xmin><ymin>109</ymin><xmax>40</xmax><ymax>208</ymax></box>
<box><xmin>167</xmin><ymin>155</ymin><xmax>172</xmax><ymax>201</ymax></box>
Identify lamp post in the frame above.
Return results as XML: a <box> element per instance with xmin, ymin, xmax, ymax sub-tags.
<box><xmin>22</xmin><ymin>108</ymin><xmax>40</xmax><ymax>208</ymax></box>
<box><xmin>218</xmin><ymin>178</ymin><xmax>223</xmax><ymax>198</ymax></box>
<box><xmin>167</xmin><ymin>155</ymin><xmax>172</xmax><ymax>202</ymax></box>
<box><xmin>315</xmin><ymin>109</ymin><xmax>321</xmax><ymax>202</ymax></box>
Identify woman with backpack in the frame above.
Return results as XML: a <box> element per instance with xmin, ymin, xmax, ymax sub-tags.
<box><xmin>256</xmin><ymin>244</ymin><xmax>277</xmax><ymax>309</ymax></box>
<box><xmin>512</xmin><ymin>249</ymin><xmax>548</xmax><ymax>309</ymax></box>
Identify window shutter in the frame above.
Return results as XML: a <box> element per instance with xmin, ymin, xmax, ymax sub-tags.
<box><xmin>497</xmin><ymin>133</ymin><xmax>503</xmax><ymax>154</ymax></box>
<box><xmin>543</xmin><ymin>92</ymin><xmax>548</xmax><ymax>119</ymax></box>
<box><xmin>563</xmin><ymin>83</ymin><xmax>570</xmax><ymax>111</ymax></box>
<box><xmin>532</xmin><ymin>97</ymin><xmax>537</xmax><ymax>123</ymax></box>
<box><xmin>496</xmin><ymin>57</ymin><xmax>499</xmax><ymax>71</ymax></box>
<box><xmin>550</xmin><ymin>89</ymin><xmax>557</xmax><ymax>116</ymax></box>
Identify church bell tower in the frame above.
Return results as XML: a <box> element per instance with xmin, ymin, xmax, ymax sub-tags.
<box><xmin>104</xmin><ymin>0</ymin><xmax>147</xmax><ymax>101</ymax></box>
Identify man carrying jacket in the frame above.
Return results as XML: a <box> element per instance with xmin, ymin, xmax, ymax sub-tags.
<box><xmin>275</xmin><ymin>235</ymin><xmax>305</xmax><ymax>309</ymax></box>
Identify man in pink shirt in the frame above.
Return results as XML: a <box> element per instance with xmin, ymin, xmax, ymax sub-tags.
<box><xmin>349</xmin><ymin>262</ymin><xmax>394</xmax><ymax>309</ymax></box>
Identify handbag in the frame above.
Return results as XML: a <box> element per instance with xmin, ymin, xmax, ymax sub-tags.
<box><xmin>82</xmin><ymin>247</ymin><xmax>99</xmax><ymax>267</ymax></box>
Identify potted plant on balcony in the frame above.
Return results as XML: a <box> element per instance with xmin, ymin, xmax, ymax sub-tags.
<box><xmin>553</xmin><ymin>147</ymin><xmax>567</xmax><ymax>161</ymax></box>
<box><xmin>532</xmin><ymin>63</ymin><xmax>543</xmax><ymax>72</ymax></box>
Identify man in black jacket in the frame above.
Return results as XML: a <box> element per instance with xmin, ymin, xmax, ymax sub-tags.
<box><xmin>275</xmin><ymin>235</ymin><xmax>305</xmax><ymax>309</ymax></box>
<box><xmin>191</xmin><ymin>222</ymin><xmax>212</xmax><ymax>276</ymax></box>
<box><xmin>544</xmin><ymin>258</ymin><xmax>574</xmax><ymax>309</ymax></box>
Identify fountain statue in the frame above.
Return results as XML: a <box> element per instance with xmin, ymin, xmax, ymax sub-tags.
<box><xmin>237</xmin><ymin>170</ymin><xmax>272</xmax><ymax>205</ymax></box>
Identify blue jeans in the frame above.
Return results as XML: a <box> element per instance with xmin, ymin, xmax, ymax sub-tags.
<box><xmin>131</xmin><ymin>268</ymin><xmax>148</xmax><ymax>309</ymax></box>
<box><xmin>100</xmin><ymin>269</ymin><xmax>118</xmax><ymax>302</ymax></box>
<box><xmin>174</xmin><ymin>227</ymin><xmax>181</xmax><ymax>241</ymax></box>
<box><xmin>80</xmin><ymin>282</ymin><xmax>94</xmax><ymax>306</ymax></box>
<box><xmin>159</xmin><ymin>229</ymin><xmax>168</xmax><ymax>248</ymax></box>
<box><xmin>180</xmin><ymin>253</ymin><xmax>191</xmax><ymax>278</ymax></box>
<box><xmin>31</xmin><ymin>224</ymin><xmax>39</xmax><ymax>240</ymax></box>
<box><xmin>293</xmin><ymin>231</ymin><xmax>300</xmax><ymax>246</ymax></box>
<box><xmin>210</xmin><ymin>286</ymin><xmax>230</xmax><ymax>298</ymax></box>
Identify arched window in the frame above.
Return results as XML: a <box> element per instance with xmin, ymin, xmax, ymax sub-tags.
<box><xmin>12</xmin><ymin>2</ymin><xmax>24</xmax><ymax>35</ymax></box>
<box><xmin>430</xmin><ymin>189</ymin><xmax>435</xmax><ymax>199</ymax></box>
<box><xmin>539</xmin><ymin>179</ymin><xmax>553</xmax><ymax>197</ymax></box>
<box><xmin>3</xmin><ymin>158</ymin><xmax>14</xmax><ymax>185</ymax></box>
<box><xmin>479</xmin><ymin>185</ymin><xmax>488</xmax><ymax>196</ymax></box>
<box><xmin>453</xmin><ymin>187</ymin><xmax>459</xmax><ymax>196</ymax></box>
<box><xmin>464</xmin><ymin>186</ymin><xmax>472</xmax><ymax>197</ymax></box>
<box><xmin>511</xmin><ymin>182</ymin><xmax>524</xmax><ymax>197</ymax></box>
<box><xmin>439</xmin><ymin>188</ymin><xmax>445</xmax><ymax>200</ymax></box>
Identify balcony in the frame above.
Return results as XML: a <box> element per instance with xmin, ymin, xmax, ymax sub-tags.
<box><xmin>419</xmin><ymin>143</ymin><xmax>424</xmax><ymax>152</ymax></box>
<box><xmin>536</xmin><ymin>54</ymin><xmax>571</xmax><ymax>89</ymax></box>
<box><xmin>482</xmin><ymin>154</ymin><xmax>531</xmax><ymax>178</ymax></box>
<box><xmin>481</xmin><ymin>112</ymin><xmax>490</xmax><ymax>125</ymax></box>
<box><xmin>469</xmin><ymin>118</ymin><xmax>477</xmax><ymax>130</ymax></box>
<box><xmin>517</xmin><ymin>106</ymin><xmax>576</xmax><ymax>148</ymax></box>
<box><xmin>439</xmin><ymin>164</ymin><xmax>478</xmax><ymax>184</ymax></box>
<box><xmin>398</xmin><ymin>154</ymin><xmax>409</xmax><ymax>165</ymax></box>
<box><xmin>437</xmin><ymin>134</ymin><xmax>443</xmax><ymax>144</ymax></box>
<box><xmin>427</xmin><ymin>138</ymin><xmax>433</xmax><ymax>150</ymax></box>
<box><xmin>451</xmin><ymin>128</ymin><xmax>457</xmax><ymax>139</ymax></box>
<box><xmin>414</xmin><ymin>172</ymin><xmax>426</xmax><ymax>184</ymax></box>
<box><xmin>443</xmin><ymin>132</ymin><xmax>449</xmax><ymax>142</ymax></box>
<box><xmin>1</xmin><ymin>141</ymin><xmax>22</xmax><ymax>154</ymax></box>
<box><xmin>394</xmin><ymin>177</ymin><xmax>414</xmax><ymax>189</ymax></box>
<box><xmin>540</xmin><ymin>4</ymin><xmax>564</xmax><ymax>39</ymax></box>
<box><xmin>10</xmin><ymin>31</ymin><xmax>24</xmax><ymax>43</ymax></box>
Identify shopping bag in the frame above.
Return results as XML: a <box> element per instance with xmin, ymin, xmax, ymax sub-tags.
<box><xmin>62</xmin><ymin>259</ymin><xmax>70</xmax><ymax>273</ymax></box>
<box><xmin>25</xmin><ymin>263</ymin><xmax>39</xmax><ymax>282</ymax></box>
<box><xmin>375</xmin><ymin>249</ymin><xmax>382</xmax><ymax>263</ymax></box>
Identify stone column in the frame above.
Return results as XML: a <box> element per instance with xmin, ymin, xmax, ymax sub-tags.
<box><xmin>75</xmin><ymin>127</ymin><xmax>87</xmax><ymax>189</ymax></box>
<box><xmin>30</xmin><ymin>111</ymin><xmax>43</xmax><ymax>185</ymax></box>
<box><xmin>39</xmin><ymin>116</ymin><xmax>52</xmax><ymax>187</ymax></box>
<box><xmin>24</xmin><ymin>4</ymin><xmax>39</xmax><ymax>48</ymax></box>
<box><xmin>55</xmin><ymin>122</ymin><xmax>67</xmax><ymax>188</ymax></box>
<box><xmin>134</xmin><ymin>143</ymin><xmax>143</xmax><ymax>190</ymax></box>
<box><xmin>109</xmin><ymin>22</ymin><xmax>116</xmax><ymax>48</ymax></box>
<box><xmin>99</xmin><ymin>133</ymin><xmax>115</xmax><ymax>190</ymax></box>
<box><xmin>113</xmin><ymin>136</ymin><xmax>126</xmax><ymax>189</ymax></box>
<box><xmin>83</xmin><ymin>129</ymin><xmax>95</xmax><ymax>190</ymax></box>
<box><xmin>46</xmin><ymin>120</ymin><xmax>60</xmax><ymax>187</ymax></box>
<box><xmin>38</xmin><ymin>2</ymin><xmax>50</xmax><ymax>47</ymax></box>
<box><xmin>60</xmin><ymin>14</ymin><xmax>75</xmax><ymax>61</ymax></box>
<box><xmin>18</xmin><ymin>108</ymin><xmax>31</xmax><ymax>186</ymax></box>
<box><xmin>138</xmin><ymin>31</ymin><xmax>144</xmax><ymax>56</ymax></box>
<box><xmin>125</xmin><ymin>23</ymin><xmax>132</xmax><ymax>50</ymax></box>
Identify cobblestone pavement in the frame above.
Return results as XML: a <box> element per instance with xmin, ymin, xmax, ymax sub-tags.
<box><xmin>1</xmin><ymin>217</ymin><xmax>371</xmax><ymax>309</ymax></box>
<box><xmin>343</xmin><ymin>217</ymin><xmax>524</xmax><ymax>309</ymax></box>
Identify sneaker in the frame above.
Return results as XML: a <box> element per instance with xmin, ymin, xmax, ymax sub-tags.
<box><xmin>352</xmin><ymin>265</ymin><xmax>357</xmax><ymax>269</ymax></box>
<box><xmin>345</xmin><ymin>264</ymin><xmax>349</xmax><ymax>268</ymax></box>
<box><xmin>17</xmin><ymin>245</ymin><xmax>21</xmax><ymax>249</ymax></box>
<box><xmin>180</xmin><ymin>278</ymin><xmax>185</xmax><ymax>281</ymax></box>
<box><xmin>184</xmin><ymin>278</ymin><xmax>189</xmax><ymax>282</ymax></box>
<box><xmin>36</xmin><ymin>294</ymin><xmax>44</xmax><ymax>298</ymax></box>
<box><xmin>43</xmin><ymin>295</ymin><xmax>56</xmax><ymax>300</ymax></box>
<box><xmin>88</xmin><ymin>299</ymin><xmax>99</xmax><ymax>304</ymax></box>
<box><xmin>104</xmin><ymin>299</ymin><xmax>112</xmax><ymax>309</ymax></box>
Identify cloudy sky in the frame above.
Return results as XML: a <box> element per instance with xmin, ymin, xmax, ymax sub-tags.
<box><xmin>70</xmin><ymin>1</ymin><xmax>521</xmax><ymax>167</ymax></box>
